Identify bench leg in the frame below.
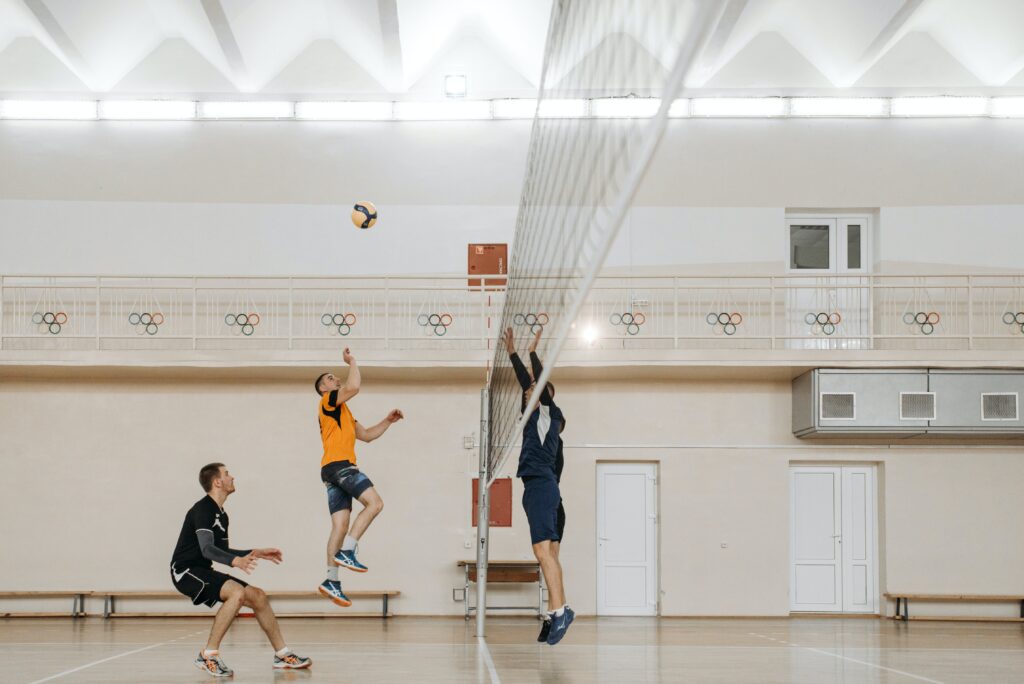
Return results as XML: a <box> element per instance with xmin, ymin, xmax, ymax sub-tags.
<box><xmin>383</xmin><ymin>595</ymin><xmax>388</xmax><ymax>619</ymax></box>
<box><xmin>1020</xmin><ymin>600</ymin><xmax>1023</xmax><ymax>619</ymax></box>
<box><xmin>894</xmin><ymin>597</ymin><xmax>901</xmax><ymax>620</ymax></box>
<box><xmin>902</xmin><ymin>598</ymin><xmax>908</xmax><ymax>621</ymax></box>
<box><xmin>104</xmin><ymin>596</ymin><xmax>112</xmax><ymax>619</ymax></box>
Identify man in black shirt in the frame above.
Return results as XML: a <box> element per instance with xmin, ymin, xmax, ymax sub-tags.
<box><xmin>171</xmin><ymin>463</ymin><xmax>311</xmax><ymax>676</ymax></box>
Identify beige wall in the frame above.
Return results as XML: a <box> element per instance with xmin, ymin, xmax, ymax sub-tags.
<box><xmin>1</xmin><ymin>371</ymin><xmax>1022</xmax><ymax>616</ymax></box>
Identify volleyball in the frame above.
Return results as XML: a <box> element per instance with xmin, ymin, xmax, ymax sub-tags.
<box><xmin>351</xmin><ymin>201</ymin><xmax>377</xmax><ymax>229</ymax></box>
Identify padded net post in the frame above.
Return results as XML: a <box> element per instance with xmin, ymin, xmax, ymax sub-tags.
<box><xmin>475</xmin><ymin>387</ymin><xmax>490</xmax><ymax>637</ymax></box>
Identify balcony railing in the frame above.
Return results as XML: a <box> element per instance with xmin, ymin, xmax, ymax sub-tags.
<box><xmin>2</xmin><ymin>273</ymin><xmax>1023</xmax><ymax>355</ymax></box>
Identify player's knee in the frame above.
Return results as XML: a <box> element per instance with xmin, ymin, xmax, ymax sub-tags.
<box><xmin>372</xmin><ymin>498</ymin><xmax>384</xmax><ymax>515</ymax></box>
<box><xmin>243</xmin><ymin>586</ymin><xmax>267</xmax><ymax>607</ymax></box>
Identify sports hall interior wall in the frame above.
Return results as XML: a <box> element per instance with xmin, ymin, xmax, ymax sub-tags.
<box><xmin>1</xmin><ymin>370</ymin><xmax>1022</xmax><ymax>616</ymax></box>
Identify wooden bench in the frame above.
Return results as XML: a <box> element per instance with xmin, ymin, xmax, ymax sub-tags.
<box><xmin>99</xmin><ymin>590</ymin><xmax>399</xmax><ymax>618</ymax></box>
<box><xmin>0</xmin><ymin>591</ymin><xmax>91</xmax><ymax>618</ymax></box>
<box><xmin>885</xmin><ymin>593</ymin><xmax>1024</xmax><ymax>622</ymax></box>
<box><xmin>456</xmin><ymin>560</ymin><xmax>545</xmax><ymax>619</ymax></box>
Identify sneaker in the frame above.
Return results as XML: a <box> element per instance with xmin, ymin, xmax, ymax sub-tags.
<box><xmin>318</xmin><ymin>579</ymin><xmax>352</xmax><ymax>607</ymax></box>
<box><xmin>273</xmin><ymin>651</ymin><xmax>312</xmax><ymax>669</ymax></box>
<box><xmin>537</xmin><ymin>617</ymin><xmax>552</xmax><ymax>643</ymax></box>
<box><xmin>194</xmin><ymin>650</ymin><xmax>233</xmax><ymax>677</ymax></box>
<box><xmin>333</xmin><ymin>548</ymin><xmax>368</xmax><ymax>572</ymax></box>
<box><xmin>546</xmin><ymin>606</ymin><xmax>575</xmax><ymax>646</ymax></box>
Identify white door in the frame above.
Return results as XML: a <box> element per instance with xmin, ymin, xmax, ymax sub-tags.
<box><xmin>597</xmin><ymin>462</ymin><xmax>658</xmax><ymax>616</ymax></box>
<box><xmin>786</xmin><ymin>216</ymin><xmax>871</xmax><ymax>350</ymax></box>
<box><xmin>790</xmin><ymin>466</ymin><xmax>877</xmax><ymax>613</ymax></box>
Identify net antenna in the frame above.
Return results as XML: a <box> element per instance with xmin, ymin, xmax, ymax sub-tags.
<box><xmin>485</xmin><ymin>0</ymin><xmax>724</xmax><ymax>487</ymax></box>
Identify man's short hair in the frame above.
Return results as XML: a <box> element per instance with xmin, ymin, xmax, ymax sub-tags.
<box><xmin>199</xmin><ymin>463</ymin><xmax>225</xmax><ymax>492</ymax></box>
<box><xmin>314</xmin><ymin>372</ymin><xmax>330</xmax><ymax>395</ymax></box>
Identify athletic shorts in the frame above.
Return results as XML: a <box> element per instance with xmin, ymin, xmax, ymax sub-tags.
<box><xmin>170</xmin><ymin>562</ymin><xmax>247</xmax><ymax>608</ymax></box>
<box><xmin>556</xmin><ymin>498</ymin><xmax>566</xmax><ymax>541</ymax></box>
<box><xmin>522</xmin><ymin>476</ymin><xmax>561</xmax><ymax>545</ymax></box>
<box><xmin>321</xmin><ymin>460</ymin><xmax>374</xmax><ymax>514</ymax></box>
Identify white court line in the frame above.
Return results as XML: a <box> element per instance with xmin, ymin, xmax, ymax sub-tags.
<box><xmin>27</xmin><ymin>630</ymin><xmax>203</xmax><ymax>684</ymax></box>
<box><xmin>751</xmin><ymin>632</ymin><xmax>946</xmax><ymax>684</ymax></box>
<box><xmin>477</xmin><ymin>637</ymin><xmax>501</xmax><ymax>684</ymax></box>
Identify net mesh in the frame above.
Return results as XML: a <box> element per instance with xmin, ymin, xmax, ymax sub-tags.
<box><xmin>485</xmin><ymin>0</ymin><xmax>720</xmax><ymax>481</ymax></box>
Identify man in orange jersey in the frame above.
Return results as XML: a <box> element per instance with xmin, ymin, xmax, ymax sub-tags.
<box><xmin>314</xmin><ymin>347</ymin><xmax>403</xmax><ymax>607</ymax></box>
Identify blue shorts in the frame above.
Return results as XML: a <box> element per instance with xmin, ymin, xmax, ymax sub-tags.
<box><xmin>522</xmin><ymin>476</ymin><xmax>561</xmax><ymax>545</ymax></box>
<box><xmin>321</xmin><ymin>461</ymin><xmax>374</xmax><ymax>514</ymax></box>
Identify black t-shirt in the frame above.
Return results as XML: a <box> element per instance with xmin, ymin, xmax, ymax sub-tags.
<box><xmin>171</xmin><ymin>495</ymin><xmax>233</xmax><ymax>569</ymax></box>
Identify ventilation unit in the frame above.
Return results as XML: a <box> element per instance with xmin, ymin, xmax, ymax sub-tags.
<box><xmin>793</xmin><ymin>369</ymin><xmax>1024</xmax><ymax>437</ymax></box>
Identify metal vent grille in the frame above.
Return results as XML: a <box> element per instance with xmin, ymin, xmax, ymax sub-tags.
<box><xmin>820</xmin><ymin>392</ymin><xmax>855</xmax><ymax>420</ymax></box>
<box><xmin>982</xmin><ymin>393</ymin><xmax>1019</xmax><ymax>421</ymax></box>
<box><xmin>900</xmin><ymin>392</ymin><xmax>936</xmax><ymax>420</ymax></box>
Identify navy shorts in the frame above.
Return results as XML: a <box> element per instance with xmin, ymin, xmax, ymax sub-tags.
<box><xmin>556</xmin><ymin>499</ymin><xmax>566</xmax><ymax>541</ymax></box>
<box><xmin>321</xmin><ymin>461</ymin><xmax>374</xmax><ymax>514</ymax></box>
<box><xmin>170</xmin><ymin>563</ymin><xmax>247</xmax><ymax>608</ymax></box>
<box><xmin>522</xmin><ymin>476</ymin><xmax>561</xmax><ymax>545</ymax></box>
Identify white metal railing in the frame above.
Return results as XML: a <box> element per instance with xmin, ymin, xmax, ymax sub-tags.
<box><xmin>2</xmin><ymin>273</ymin><xmax>1024</xmax><ymax>355</ymax></box>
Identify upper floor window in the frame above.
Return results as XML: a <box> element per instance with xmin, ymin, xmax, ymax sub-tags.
<box><xmin>787</xmin><ymin>216</ymin><xmax>869</xmax><ymax>273</ymax></box>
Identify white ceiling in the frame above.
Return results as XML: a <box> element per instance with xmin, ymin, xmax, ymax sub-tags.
<box><xmin>0</xmin><ymin>0</ymin><xmax>1022</xmax><ymax>98</ymax></box>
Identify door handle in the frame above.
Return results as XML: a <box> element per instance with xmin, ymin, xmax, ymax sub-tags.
<box><xmin>599</xmin><ymin>536</ymin><xmax>610</xmax><ymax>541</ymax></box>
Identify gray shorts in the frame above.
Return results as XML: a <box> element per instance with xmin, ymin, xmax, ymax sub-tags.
<box><xmin>321</xmin><ymin>461</ymin><xmax>374</xmax><ymax>514</ymax></box>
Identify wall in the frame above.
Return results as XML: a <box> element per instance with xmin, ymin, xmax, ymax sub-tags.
<box><xmin>2</xmin><ymin>370</ymin><xmax>1021</xmax><ymax>616</ymax></box>
<box><xmin>2</xmin><ymin>118</ymin><xmax>1024</xmax><ymax>277</ymax></box>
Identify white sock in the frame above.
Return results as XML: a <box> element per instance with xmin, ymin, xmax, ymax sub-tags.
<box><xmin>342</xmin><ymin>535</ymin><xmax>358</xmax><ymax>551</ymax></box>
<box><xmin>326</xmin><ymin>566</ymin><xmax>339</xmax><ymax>581</ymax></box>
<box><xmin>275</xmin><ymin>647</ymin><xmax>291</xmax><ymax>658</ymax></box>
<box><xmin>202</xmin><ymin>649</ymin><xmax>219</xmax><ymax>657</ymax></box>
<box><xmin>553</xmin><ymin>604</ymin><xmax>567</xmax><ymax>616</ymax></box>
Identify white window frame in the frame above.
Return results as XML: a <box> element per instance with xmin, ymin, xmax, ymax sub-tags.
<box><xmin>980</xmin><ymin>392</ymin><xmax>1020</xmax><ymax>421</ymax></box>
<box><xmin>786</xmin><ymin>214</ymin><xmax>871</xmax><ymax>275</ymax></box>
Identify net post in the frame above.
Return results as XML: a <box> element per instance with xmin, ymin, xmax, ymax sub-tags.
<box><xmin>475</xmin><ymin>387</ymin><xmax>490</xmax><ymax>638</ymax></box>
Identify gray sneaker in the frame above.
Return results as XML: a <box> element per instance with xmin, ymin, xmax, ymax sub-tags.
<box><xmin>194</xmin><ymin>650</ymin><xmax>233</xmax><ymax>677</ymax></box>
<box><xmin>273</xmin><ymin>651</ymin><xmax>312</xmax><ymax>669</ymax></box>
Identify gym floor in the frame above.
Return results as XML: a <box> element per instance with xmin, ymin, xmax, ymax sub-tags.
<box><xmin>4</xmin><ymin>616</ymin><xmax>1023</xmax><ymax>683</ymax></box>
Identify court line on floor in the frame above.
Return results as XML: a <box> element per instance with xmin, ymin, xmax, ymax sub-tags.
<box><xmin>26</xmin><ymin>630</ymin><xmax>204</xmax><ymax>684</ymax></box>
<box><xmin>477</xmin><ymin>637</ymin><xmax>502</xmax><ymax>684</ymax></box>
<box><xmin>751</xmin><ymin>633</ymin><xmax>945</xmax><ymax>684</ymax></box>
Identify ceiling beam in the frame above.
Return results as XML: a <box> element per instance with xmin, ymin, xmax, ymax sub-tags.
<box><xmin>845</xmin><ymin>0</ymin><xmax>929</xmax><ymax>84</ymax></box>
<box><xmin>377</xmin><ymin>0</ymin><xmax>403</xmax><ymax>90</ymax></box>
<box><xmin>688</xmin><ymin>0</ymin><xmax>750</xmax><ymax>86</ymax></box>
<box><xmin>200</xmin><ymin>0</ymin><xmax>248</xmax><ymax>89</ymax></box>
<box><xmin>20</xmin><ymin>0</ymin><xmax>94</xmax><ymax>88</ymax></box>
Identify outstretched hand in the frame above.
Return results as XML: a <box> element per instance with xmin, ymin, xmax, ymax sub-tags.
<box><xmin>253</xmin><ymin>548</ymin><xmax>283</xmax><ymax>564</ymax></box>
<box><xmin>342</xmin><ymin>347</ymin><xmax>354</xmax><ymax>365</ymax></box>
<box><xmin>385</xmin><ymin>409</ymin><xmax>404</xmax><ymax>423</ymax></box>
<box><xmin>503</xmin><ymin>327</ymin><xmax>515</xmax><ymax>354</ymax></box>
<box><xmin>232</xmin><ymin>552</ymin><xmax>259</xmax><ymax>574</ymax></box>
<box><xmin>528</xmin><ymin>326</ymin><xmax>542</xmax><ymax>353</ymax></box>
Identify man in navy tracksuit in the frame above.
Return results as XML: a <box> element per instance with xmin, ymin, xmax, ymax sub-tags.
<box><xmin>504</xmin><ymin>327</ymin><xmax>574</xmax><ymax>645</ymax></box>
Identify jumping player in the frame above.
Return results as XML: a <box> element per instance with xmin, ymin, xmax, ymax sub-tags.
<box><xmin>314</xmin><ymin>346</ymin><xmax>403</xmax><ymax>607</ymax></box>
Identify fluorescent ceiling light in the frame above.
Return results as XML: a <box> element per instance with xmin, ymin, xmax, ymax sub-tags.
<box><xmin>295</xmin><ymin>101</ymin><xmax>393</xmax><ymax>120</ymax></box>
<box><xmin>890</xmin><ymin>96</ymin><xmax>988</xmax><ymax>117</ymax></box>
<box><xmin>99</xmin><ymin>100</ymin><xmax>196</xmax><ymax>120</ymax></box>
<box><xmin>591</xmin><ymin>98</ymin><xmax>661</xmax><ymax>118</ymax></box>
<box><xmin>492</xmin><ymin>98</ymin><xmax>536</xmax><ymax>119</ymax></box>
<box><xmin>537</xmin><ymin>99</ymin><xmax>588</xmax><ymax>118</ymax></box>
<box><xmin>198</xmin><ymin>101</ymin><xmax>294</xmax><ymax>119</ymax></box>
<box><xmin>393</xmin><ymin>100</ymin><xmax>491</xmax><ymax>120</ymax></box>
<box><xmin>444</xmin><ymin>74</ymin><xmax>467</xmax><ymax>98</ymax></box>
<box><xmin>667</xmin><ymin>99</ymin><xmax>690</xmax><ymax>117</ymax></box>
<box><xmin>790</xmin><ymin>98</ymin><xmax>887</xmax><ymax>117</ymax></box>
<box><xmin>691</xmin><ymin>97</ymin><xmax>787</xmax><ymax>117</ymax></box>
<box><xmin>991</xmin><ymin>97</ymin><xmax>1024</xmax><ymax>118</ymax></box>
<box><xmin>1</xmin><ymin>100</ymin><xmax>97</xmax><ymax>120</ymax></box>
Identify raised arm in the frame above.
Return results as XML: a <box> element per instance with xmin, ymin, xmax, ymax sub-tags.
<box><xmin>504</xmin><ymin>327</ymin><xmax>534</xmax><ymax>390</ymax></box>
<box><xmin>527</xmin><ymin>328</ymin><xmax>554</xmax><ymax>406</ymax></box>
<box><xmin>355</xmin><ymin>409</ymin><xmax>404</xmax><ymax>443</ymax></box>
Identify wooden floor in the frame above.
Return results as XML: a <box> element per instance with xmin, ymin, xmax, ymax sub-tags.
<box><xmin>3</xmin><ymin>616</ymin><xmax>1024</xmax><ymax>683</ymax></box>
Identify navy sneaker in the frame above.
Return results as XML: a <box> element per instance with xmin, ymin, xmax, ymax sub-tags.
<box><xmin>537</xmin><ymin>617</ymin><xmax>552</xmax><ymax>642</ymax></box>
<box><xmin>318</xmin><ymin>579</ymin><xmax>352</xmax><ymax>607</ymax></box>
<box><xmin>273</xmin><ymin>651</ymin><xmax>312</xmax><ymax>669</ymax></box>
<box><xmin>333</xmin><ymin>548</ymin><xmax>368</xmax><ymax>573</ymax></box>
<box><xmin>546</xmin><ymin>606</ymin><xmax>575</xmax><ymax>645</ymax></box>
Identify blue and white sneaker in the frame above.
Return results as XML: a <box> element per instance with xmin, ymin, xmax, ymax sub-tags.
<box><xmin>318</xmin><ymin>579</ymin><xmax>352</xmax><ymax>607</ymax></box>
<box><xmin>333</xmin><ymin>548</ymin><xmax>368</xmax><ymax>573</ymax></box>
<box><xmin>546</xmin><ymin>606</ymin><xmax>575</xmax><ymax>645</ymax></box>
